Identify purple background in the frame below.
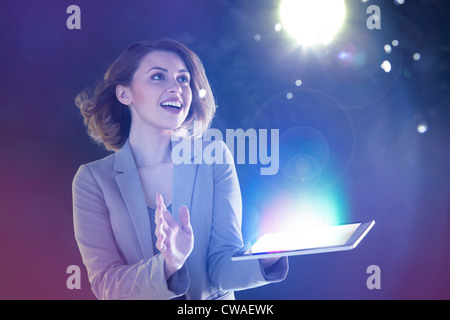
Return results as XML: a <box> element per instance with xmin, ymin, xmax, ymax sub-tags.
<box><xmin>0</xmin><ymin>0</ymin><xmax>449</xmax><ymax>299</ymax></box>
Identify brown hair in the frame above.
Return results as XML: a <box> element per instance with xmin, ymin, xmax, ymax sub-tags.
<box><xmin>75</xmin><ymin>39</ymin><xmax>216</xmax><ymax>151</ymax></box>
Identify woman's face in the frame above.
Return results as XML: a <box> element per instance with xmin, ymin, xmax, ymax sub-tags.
<box><xmin>125</xmin><ymin>50</ymin><xmax>193</xmax><ymax>134</ymax></box>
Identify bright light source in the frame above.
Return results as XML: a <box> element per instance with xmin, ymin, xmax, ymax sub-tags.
<box><xmin>279</xmin><ymin>0</ymin><xmax>346</xmax><ymax>46</ymax></box>
<box><xmin>258</xmin><ymin>190</ymin><xmax>346</xmax><ymax>236</ymax></box>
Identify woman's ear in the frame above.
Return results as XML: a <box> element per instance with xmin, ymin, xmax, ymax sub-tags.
<box><xmin>116</xmin><ymin>85</ymin><xmax>132</xmax><ymax>106</ymax></box>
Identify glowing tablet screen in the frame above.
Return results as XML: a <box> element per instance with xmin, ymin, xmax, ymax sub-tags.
<box><xmin>247</xmin><ymin>223</ymin><xmax>361</xmax><ymax>254</ymax></box>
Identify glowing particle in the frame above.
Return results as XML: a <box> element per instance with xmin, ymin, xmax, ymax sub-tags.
<box><xmin>295</xmin><ymin>79</ymin><xmax>303</xmax><ymax>86</ymax></box>
<box><xmin>381</xmin><ymin>60</ymin><xmax>392</xmax><ymax>73</ymax></box>
<box><xmin>198</xmin><ymin>89</ymin><xmax>206</xmax><ymax>99</ymax></box>
<box><xmin>384</xmin><ymin>44</ymin><xmax>392</xmax><ymax>54</ymax></box>
<box><xmin>413</xmin><ymin>53</ymin><xmax>421</xmax><ymax>61</ymax></box>
<box><xmin>417</xmin><ymin>122</ymin><xmax>428</xmax><ymax>134</ymax></box>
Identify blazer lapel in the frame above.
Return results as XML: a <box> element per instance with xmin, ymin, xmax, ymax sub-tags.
<box><xmin>114</xmin><ymin>140</ymin><xmax>154</xmax><ymax>259</ymax></box>
<box><xmin>113</xmin><ymin>138</ymin><xmax>199</xmax><ymax>259</ymax></box>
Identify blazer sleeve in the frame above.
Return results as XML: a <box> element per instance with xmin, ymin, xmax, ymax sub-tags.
<box><xmin>72</xmin><ymin>164</ymin><xmax>189</xmax><ymax>300</ymax></box>
<box><xmin>206</xmin><ymin>141</ymin><xmax>288</xmax><ymax>291</ymax></box>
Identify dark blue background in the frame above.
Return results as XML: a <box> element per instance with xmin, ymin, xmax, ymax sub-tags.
<box><xmin>0</xmin><ymin>0</ymin><xmax>448</xmax><ymax>299</ymax></box>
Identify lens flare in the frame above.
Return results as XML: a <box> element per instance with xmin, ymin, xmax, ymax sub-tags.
<box><xmin>259</xmin><ymin>190</ymin><xmax>347</xmax><ymax>235</ymax></box>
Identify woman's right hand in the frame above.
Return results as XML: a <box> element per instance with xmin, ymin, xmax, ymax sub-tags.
<box><xmin>155</xmin><ymin>193</ymin><xmax>194</xmax><ymax>279</ymax></box>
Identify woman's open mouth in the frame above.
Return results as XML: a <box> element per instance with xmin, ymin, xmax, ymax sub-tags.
<box><xmin>160</xmin><ymin>100</ymin><xmax>183</xmax><ymax>113</ymax></box>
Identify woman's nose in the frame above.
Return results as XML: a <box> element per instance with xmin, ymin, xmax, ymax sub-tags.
<box><xmin>167</xmin><ymin>80</ymin><xmax>182</xmax><ymax>94</ymax></box>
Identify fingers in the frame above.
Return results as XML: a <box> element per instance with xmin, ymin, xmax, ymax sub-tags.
<box><xmin>179</xmin><ymin>206</ymin><xmax>193</xmax><ymax>236</ymax></box>
<box><xmin>154</xmin><ymin>193</ymin><xmax>193</xmax><ymax>257</ymax></box>
<box><xmin>155</xmin><ymin>193</ymin><xmax>167</xmax><ymax>252</ymax></box>
<box><xmin>155</xmin><ymin>194</ymin><xmax>164</xmax><ymax>235</ymax></box>
<box><xmin>154</xmin><ymin>215</ymin><xmax>165</xmax><ymax>238</ymax></box>
<box><xmin>156</xmin><ymin>233</ymin><xmax>167</xmax><ymax>253</ymax></box>
<box><xmin>156</xmin><ymin>193</ymin><xmax>176</xmax><ymax>227</ymax></box>
<box><xmin>155</xmin><ymin>193</ymin><xmax>176</xmax><ymax>253</ymax></box>
<box><xmin>155</xmin><ymin>193</ymin><xmax>166</xmax><ymax>220</ymax></box>
<box><xmin>154</xmin><ymin>215</ymin><xmax>165</xmax><ymax>252</ymax></box>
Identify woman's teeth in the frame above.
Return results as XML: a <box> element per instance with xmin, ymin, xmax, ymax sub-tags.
<box><xmin>160</xmin><ymin>101</ymin><xmax>182</xmax><ymax>109</ymax></box>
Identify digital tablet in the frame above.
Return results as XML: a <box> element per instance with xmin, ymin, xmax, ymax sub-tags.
<box><xmin>231</xmin><ymin>220</ymin><xmax>375</xmax><ymax>261</ymax></box>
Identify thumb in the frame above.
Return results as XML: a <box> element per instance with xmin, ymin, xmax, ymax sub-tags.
<box><xmin>179</xmin><ymin>206</ymin><xmax>192</xmax><ymax>235</ymax></box>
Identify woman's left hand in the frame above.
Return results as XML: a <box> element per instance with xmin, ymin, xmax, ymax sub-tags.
<box><xmin>259</xmin><ymin>257</ymin><xmax>281</xmax><ymax>270</ymax></box>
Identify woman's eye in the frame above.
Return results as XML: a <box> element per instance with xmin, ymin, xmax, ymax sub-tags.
<box><xmin>151</xmin><ymin>73</ymin><xmax>164</xmax><ymax>80</ymax></box>
<box><xmin>178</xmin><ymin>75</ymin><xmax>190</xmax><ymax>83</ymax></box>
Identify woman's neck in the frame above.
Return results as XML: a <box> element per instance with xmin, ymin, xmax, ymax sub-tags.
<box><xmin>128</xmin><ymin>125</ymin><xmax>173</xmax><ymax>168</ymax></box>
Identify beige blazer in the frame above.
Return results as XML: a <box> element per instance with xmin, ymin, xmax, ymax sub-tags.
<box><xmin>72</xmin><ymin>138</ymin><xmax>288</xmax><ymax>300</ymax></box>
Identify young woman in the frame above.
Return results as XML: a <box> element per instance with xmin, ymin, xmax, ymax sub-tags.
<box><xmin>73</xmin><ymin>39</ymin><xmax>288</xmax><ymax>300</ymax></box>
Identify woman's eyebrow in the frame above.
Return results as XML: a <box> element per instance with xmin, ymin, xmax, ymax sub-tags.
<box><xmin>146</xmin><ymin>66</ymin><xmax>190</xmax><ymax>74</ymax></box>
<box><xmin>146</xmin><ymin>66</ymin><xmax>168</xmax><ymax>74</ymax></box>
